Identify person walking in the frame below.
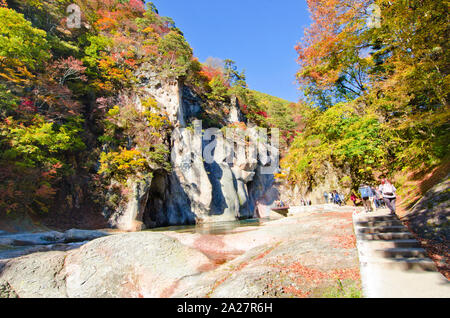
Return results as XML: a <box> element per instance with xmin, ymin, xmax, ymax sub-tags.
<box><xmin>350</xmin><ymin>193</ymin><xmax>357</xmax><ymax>206</ymax></box>
<box><xmin>368</xmin><ymin>186</ymin><xmax>376</xmax><ymax>211</ymax></box>
<box><xmin>379</xmin><ymin>178</ymin><xmax>397</xmax><ymax>215</ymax></box>
<box><xmin>372</xmin><ymin>186</ymin><xmax>382</xmax><ymax>209</ymax></box>
<box><xmin>339</xmin><ymin>193</ymin><xmax>345</xmax><ymax>206</ymax></box>
<box><xmin>324</xmin><ymin>191</ymin><xmax>329</xmax><ymax>204</ymax></box>
<box><xmin>359</xmin><ymin>184</ymin><xmax>373</xmax><ymax>212</ymax></box>
<box><xmin>334</xmin><ymin>191</ymin><xmax>342</xmax><ymax>206</ymax></box>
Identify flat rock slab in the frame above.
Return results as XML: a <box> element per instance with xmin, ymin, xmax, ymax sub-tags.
<box><xmin>1</xmin><ymin>206</ymin><xmax>362</xmax><ymax>298</ymax></box>
<box><xmin>165</xmin><ymin>207</ymin><xmax>362</xmax><ymax>298</ymax></box>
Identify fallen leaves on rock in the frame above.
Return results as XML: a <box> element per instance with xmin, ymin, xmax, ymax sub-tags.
<box><xmin>331</xmin><ymin>234</ymin><xmax>357</xmax><ymax>249</ymax></box>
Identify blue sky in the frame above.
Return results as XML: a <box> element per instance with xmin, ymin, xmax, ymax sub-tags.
<box><xmin>151</xmin><ymin>0</ymin><xmax>311</xmax><ymax>102</ymax></box>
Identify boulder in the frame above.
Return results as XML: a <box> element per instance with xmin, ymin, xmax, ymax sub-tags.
<box><xmin>64</xmin><ymin>232</ymin><xmax>215</xmax><ymax>298</ymax></box>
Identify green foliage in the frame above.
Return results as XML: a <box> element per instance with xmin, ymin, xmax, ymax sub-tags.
<box><xmin>83</xmin><ymin>35</ymin><xmax>112</xmax><ymax>70</ymax></box>
<box><xmin>0</xmin><ymin>115</ymin><xmax>85</xmax><ymax>214</ymax></box>
<box><xmin>98</xmin><ymin>96</ymin><xmax>171</xmax><ymax>184</ymax></box>
<box><xmin>320</xmin><ymin>280</ymin><xmax>362</xmax><ymax>298</ymax></box>
<box><xmin>223</xmin><ymin>59</ymin><xmax>246</xmax><ymax>89</ymax></box>
<box><xmin>0</xmin><ymin>84</ymin><xmax>18</xmax><ymax>116</ymax></box>
<box><xmin>250</xmin><ymin>90</ymin><xmax>297</xmax><ymax>145</ymax></box>
<box><xmin>157</xmin><ymin>30</ymin><xmax>194</xmax><ymax>78</ymax></box>
<box><xmin>207</xmin><ymin>76</ymin><xmax>229</xmax><ymax>101</ymax></box>
<box><xmin>1</xmin><ymin>115</ymin><xmax>85</xmax><ymax>169</ymax></box>
<box><xmin>0</xmin><ymin>7</ymin><xmax>50</xmax><ymax>70</ymax></box>
<box><xmin>99</xmin><ymin>148</ymin><xmax>152</xmax><ymax>184</ymax></box>
<box><xmin>283</xmin><ymin>102</ymin><xmax>386</xmax><ymax>187</ymax></box>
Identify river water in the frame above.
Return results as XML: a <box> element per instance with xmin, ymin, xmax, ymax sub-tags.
<box><xmin>148</xmin><ymin>217</ymin><xmax>273</xmax><ymax>235</ymax></box>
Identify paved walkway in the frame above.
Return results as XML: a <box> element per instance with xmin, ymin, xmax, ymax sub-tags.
<box><xmin>353</xmin><ymin>208</ymin><xmax>450</xmax><ymax>298</ymax></box>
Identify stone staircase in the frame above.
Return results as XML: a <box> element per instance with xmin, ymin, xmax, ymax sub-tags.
<box><xmin>353</xmin><ymin>210</ymin><xmax>450</xmax><ymax>298</ymax></box>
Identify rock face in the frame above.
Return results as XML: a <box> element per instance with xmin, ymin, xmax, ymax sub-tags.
<box><xmin>109</xmin><ymin>178</ymin><xmax>152</xmax><ymax>231</ymax></box>
<box><xmin>110</xmin><ymin>77</ymin><xmax>279</xmax><ymax>231</ymax></box>
<box><xmin>279</xmin><ymin>162</ymin><xmax>351</xmax><ymax>206</ymax></box>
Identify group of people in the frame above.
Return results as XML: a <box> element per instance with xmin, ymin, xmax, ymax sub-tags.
<box><xmin>324</xmin><ymin>190</ymin><xmax>345</xmax><ymax>206</ymax></box>
<box><xmin>274</xmin><ymin>200</ymin><xmax>287</xmax><ymax>208</ymax></box>
<box><xmin>299</xmin><ymin>197</ymin><xmax>312</xmax><ymax>206</ymax></box>
<box><xmin>322</xmin><ymin>178</ymin><xmax>397</xmax><ymax>215</ymax></box>
<box><xmin>355</xmin><ymin>178</ymin><xmax>397</xmax><ymax>215</ymax></box>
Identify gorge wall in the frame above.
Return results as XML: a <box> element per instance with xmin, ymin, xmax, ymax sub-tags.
<box><xmin>279</xmin><ymin>163</ymin><xmax>352</xmax><ymax>206</ymax></box>
<box><xmin>108</xmin><ymin>76</ymin><xmax>280</xmax><ymax>231</ymax></box>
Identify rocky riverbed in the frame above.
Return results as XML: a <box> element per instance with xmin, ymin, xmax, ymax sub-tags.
<box><xmin>0</xmin><ymin>205</ymin><xmax>362</xmax><ymax>298</ymax></box>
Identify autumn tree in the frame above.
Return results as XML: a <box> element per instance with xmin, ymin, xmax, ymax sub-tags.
<box><xmin>286</xmin><ymin>0</ymin><xmax>449</xmax><ymax>190</ymax></box>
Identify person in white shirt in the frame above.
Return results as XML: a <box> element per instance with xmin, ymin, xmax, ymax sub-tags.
<box><xmin>378</xmin><ymin>178</ymin><xmax>397</xmax><ymax>215</ymax></box>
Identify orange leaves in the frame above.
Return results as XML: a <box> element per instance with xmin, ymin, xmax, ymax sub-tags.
<box><xmin>296</xmin><ymin>0</ymin><xmax>370</xmax><ymax>88</ymax></box>
<box><xmin>95</xmin><ymin>55</ymin><xmax>133</xmax><ymax>91</ymax></box>
<box><xmin>331</xmin><ymin>234</ymin><xmax>357</xmax><ymax>249</ymax></box>
<box><xmin>124</xmin><ymin>59</ymin><xmax>136</xmax><ymax>67</ymax></box>
<box><xmin>282</xmin><ymin>286</ymin><xmax>311</xmax><ymax>298</ymax></box>
<box><xmin>95</xmin><ymin>16</ymin><xmax>118</xmax><ymax>31</ymax></box>
<box><xmin>0</xmin><ymin>58</ymin><xmax>35</xmax><ymax>86</ymax></box>
<box><xmin>286</xmin><ymin>262</ymin><xmax>330</xmax><ymax>284</ymax></box>
<box><xmin>273</xmin><ymin>260</ymin><xmax>361</xmax><ymax>296</ymax></box>
<box><xmin>329</xmin><ymin>268</ymin><xmax>360</xmax><ymax>281</ymax></box>
<box><xmin>200</xmin><ymin>65</ymin><xmax>224</xmax><ymax>82</ymax></box>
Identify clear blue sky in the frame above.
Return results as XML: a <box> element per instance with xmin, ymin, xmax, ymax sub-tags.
<box><xmin>151</xmin><ymin>0</ymin><xmax>311</xmax><ymax>102</ymax></box>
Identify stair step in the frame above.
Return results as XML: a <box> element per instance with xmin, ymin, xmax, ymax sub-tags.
<box><xmin>381</xmin><ymin>258</ymin><xmax>437</xmax><ymax>272</ymax></box>
<box><xmin>369</xmin><ymin>239</ymin><xmax>421</xmax><ymax>249</ymax></box>
<box><xmin>357</xmin><ymin>220</ymin><xmax>403</xmax><ymax>227</ymax></box>
<box><xmin>376</xmin><ymin>247</ymin><xmax>428</xmax><ymax>259</ymax></box>
<box><xmin>362</xmin><ymin>232</ymin><xmax>415</xmax><ymax>240</ymax></box>
<box><xmin>358</xmin><ymin>215</ymin><xmax>399</xmax><ymax>222</ymax></box>
<box><xmin>358</xmin><ymin>226</ymin><xmax>408</xmax><ymax>234</ymax></box>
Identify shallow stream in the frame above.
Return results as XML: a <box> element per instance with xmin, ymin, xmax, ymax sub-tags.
<box><xmin>148</xmin><ymin>217</ymin><xmax>273</xmax><ymax>235</ymax></box>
